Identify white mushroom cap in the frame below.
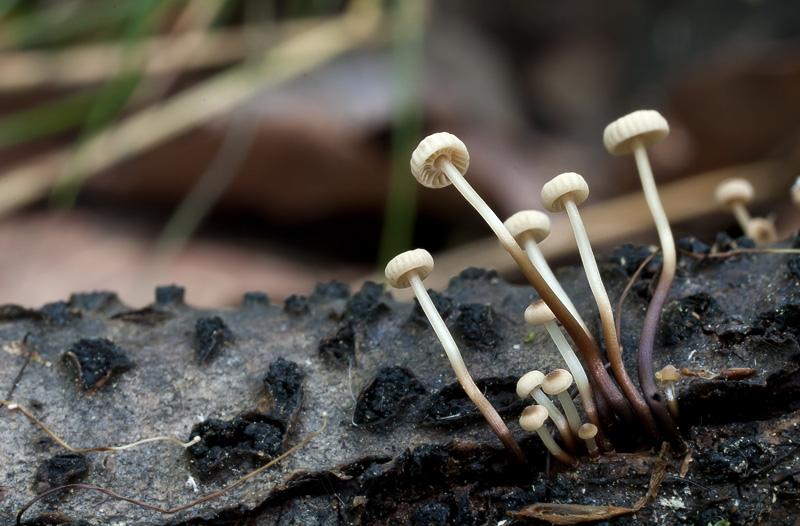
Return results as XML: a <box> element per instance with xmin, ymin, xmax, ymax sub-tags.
<box><xmin>519</xmin><ymin>404</ymin><xmax>549</xmax><ymax>432</ymax></box>
<box><xmin>578</xmin><ymin>423</ymin><xmax>598</xmax><ymax>441</ymax></box>
<box><xmin>384</xmin><ymin>249</ymin><xmax>434</xmax><ymax>288</ymax></box>
<box><xmin>516</xmin><ymin>370</ymin><xmax>545</xmax><ymax>398</ymax></box>
<box><xmin>541</xmin><ymin>172</ymin><xmax>589</xmax><ymax>213</ymax></box>
<box><xmin>504</xmin><ymin>210</ymin><xmax>551</xmax><ymax>245</ymax></box>
<box><xmin>603</xmin><ymin>110</ymin><xmax>669</xmax><ymax>156</ymax></box>
<box><xmin>524</xmin><ymin>300</ymin><xmax>556</xmax><ymax>326</ymax></box>
<box><xmin>542</xmin><ymin>369</ymin><xmax>573</xmax><ymax>396</ymax></box>
<box><xmin>746</xmin><ymin>217</ymin><xmax>777</xmax><ymax>246</ymax></box>
<box><xmin>409</xmin><ymin>132</ymin><xmax>470</xmax><ymax>189</ymax></box>
<box><xmin>715</xmin><ymin>178</ymin><xmax>755</xmax><ymax>210</ymax></box>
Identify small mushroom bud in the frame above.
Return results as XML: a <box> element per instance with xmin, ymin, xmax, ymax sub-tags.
<box><xmin>745</xmin><ymin>217</ymin><xmax>778</xmax><ymax>247</ymax></box>
<box><xmin>517</xmin><ymin>370</ymin><xmax>577</xmax><ymax>451</ymax></box>
<box><xmin>578</xmin><ymin>423</ymin><xmax>600</xmax><ymax>461</ymax></box>
<box><xmin>519</xmin><ymin>405</ymin><xmax>577</xmax><ymax>465</ymax></box>
<box><xmin>541</xmin><ymin>369</ymin><xmax>583</xmax><ymax>436</ymax></box>
<box><xmin>657</xmin><ymin>365</ymin><xmax>681</xmax><ymax>420</ymax></box>
<box><xmin>385</xmin><ymin>249</ymin><xmax>524</xmax><ymax>461</ymax></box>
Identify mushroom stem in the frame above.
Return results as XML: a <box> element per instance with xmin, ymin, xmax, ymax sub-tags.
<box><xmin>561</xmin><ymin>196</ymin><xmax>658</xmax><ymax>437</ymax></box>
<box><xmin>578</xmin><ymin>423</ymin><xmax>600</xmax><ymax>461</ymax></box>
<box><xmin>435</xmin><ymin>161</ymin><xmax>633</xmax><ymax>423</ymax></box>
<box><xmin>522</xmin><ymin>237</ymin><xmax>589</xmax><ymax>334</ymax></box>
<box><xmin>519</xmin><ymin>405</ymin><xmax>578</xmax><ymax>465</ymax></box>
<box><xmin>730</xmin><ymin>201</ymin><xmax>752</xmax><ymax>233</ymax></box>
<box><xmin>407</xmin><ymin>272</ymin><xmax>525</xmax><ymax>461</ymax></box>
<box><xmin>630</xmin><ymin>137</ymin><xmax>686</xmax><ymax>452</ymax></box>
<box><xmin>536</xmin><ymin>426</ymin><xmax>577</xmax><ymax>466</ymax></box>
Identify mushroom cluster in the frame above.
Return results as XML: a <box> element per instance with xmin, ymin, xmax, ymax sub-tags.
<box><xmin>384</xmin><ymin>108</ymin><xmax>785</xmax><ymax>464</ymax></box>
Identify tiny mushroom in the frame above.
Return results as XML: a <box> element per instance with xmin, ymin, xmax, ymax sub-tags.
<box><xmin>505</xmin><ymin>210</ymin><xmax>589</xmax><ymax>335</ymax></box>
<box><xmin>578</xmin><ymin>423</ymin><xmax>600</xmax><ymax>461</ymax></box>
<box><xmin>541</xmin><ymin>369</ymin><xmax>583</xmax><ymax>436</ymax></box>
<box><xmin>524</xmin><ymin>301</ymin><xmax>599</xmax><ymax>432</ymax></box>
<box><xmin>519</xmin><ymin>405</ymin><xmax>577</xmax><ymax>465</ymax></box>
<box><xmin>657</xmin><ymin>365</ymin><xmax>681</xmax><ymax>420</ymax></box>
<box><xmin>714</xmin><ymin>177</ymin><xmax>776</xmax><ymax>245</ymax></box>
<box><xmin>541</xmin><ymin>172</ymin><xmax>657</xmax><ymax>436</ymax></box>
<box><xmin>385</xmin><ymin>248</ymin><xmax>524</xmax><ymax>461</ymax></box>
<box><xmin>517</xmin><ymin>370</ymin><xmax>577</xmax><ymax>451</ymax></box>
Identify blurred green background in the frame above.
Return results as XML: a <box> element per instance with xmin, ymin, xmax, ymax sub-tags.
<box><xmin>0</xmin><ymin>0</ymin><xmax>798</xmax><ymax>308</ymax></box>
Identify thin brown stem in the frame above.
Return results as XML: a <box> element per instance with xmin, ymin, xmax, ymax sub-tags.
<box><xmin>0</xmin><ymin>400</ymin><xmax>200</xmax><ymax>452</ymax></box>
<box><xmin>16</xmin><ymin>413</ymin><xmax>327</xmax><ymax>525</ymax></box>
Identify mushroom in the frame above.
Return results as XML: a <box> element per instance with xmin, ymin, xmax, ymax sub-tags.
<box><xmin>657</xmin><ymin>365</ymin><xmax>681</xmax><ymax>420</ymax></box>
<box><xmin>541</xmin><ymin>171</ymin><xmax>657</xmax><ymax>436</ymax></box>
<box><xmin>517</xmin><ymin>370</ymin><xmax>577</xmax><ymax>451</ymax></box>
<box><xmin>385</xmin><ymin>248</ymin><xmax>524</xmax><ymax>461</ymax></box>
<box><xmin>524</xmin><ymin>301</ymin><xmax>599</xmax><ymax>433</ymax></box>
<box><xmin>714</xmin><ymin>177</ymin><xmax>776</xmax><ymax>246</ymax></box>
<box><xmin>519</xmin><ymin>405</ymin><xmax>577</xmax><ymax>465</ymax></box>
<box><xmin>745</xmin><ymin>217</ymin><xmax>778</xmax><ymax>247</ymax></box>
<box><xmin>792</xmin><ymin>177</ymin><xmax>800</xmax><ymax>208</ymax></box>
<box><xmin>410</xmin><ymin>133</ymin><xmax>633</xmax><ymax>423</ymax></box>
<box><xmin>505</xmin><ymin>210</ymin><xmax>588</xmax><ymax>333</ymax></box>
<box><xmin>578</xmin><ymin>423</ymin><xmax>600</xmax><ymax>461</ymax></box>
<box><xmin>541</xmin><ymin>369</ymin><xmax>583</xmax><ymax>436</ymax></box>
<box><xmin>604</xmin><ymin>110</ymin><xmax>687</xmax><ymax>452</ymax></box>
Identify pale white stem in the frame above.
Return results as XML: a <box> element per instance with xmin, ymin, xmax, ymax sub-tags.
<box><xmin>632</xmin><ymin>138</ymin><xmax>676</xmax><ymax>281</ymax></box>
<box><xmin>524</xmin><ymin>238</ymin><xmax>587</xmax><ymax>333</ymax></box>
<box><xmin>536</xmin><ymin>428</ymin><xmax>577</xmax><ymax>465</ymax></box>
<box><xmin>409</xmin><ymin>274</ymin><xmax>469</xmax><ymax>379</ymax></box>
<box><xmin>441</xmin><ymin>162</ymin><xmax>517</xmax><ymax>249</ymax></box>
<box><xmin>408</xmin><ymin>273</ymin><xmax>523</xmax><ymax>460</ymax></box>
<box><xmin>564</xmin><ymin>199</ymin><xmax>619</xmax><ymax>352</ymax></box>
<box><xmin>731</xmin><ymin>203</ymin><xmax>752</xmax><ymax>234</ymax></box>
<box><xmin>530</xmin><ymin>390</ymin><xmax>576</xmax><ymax>451</ymax></box>
<box><xmin>557</xmin><ymin>392</ymin><xmax>583</xmax><ymax>436</ymax></box>
<box><xmin>663</xmin><ymin>382</ymin><xmax>679</xmax><ymax>420</ymax></box>
<box><xmin>542</xmin><ymin>320</ymin><xmax>594</xmax><ymax>414</ymax></box>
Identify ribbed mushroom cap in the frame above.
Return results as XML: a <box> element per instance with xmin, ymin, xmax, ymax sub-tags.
<box><xmin>541</xmin><ymin>172</ymin><xmax>589</xmax><ymax>213</ymax></box>
<box><xmin>384</xmin><ymin>249</ymin><xmax>434</xmax><ymax>289</ymax></box>
<box><xmin>410</xmin><ymin>132</ymin><xmax>470</xmax><ymax>189</ymax></box>
<box><xmin>519</xmin><ymin>404</ymin><xmax>548</xmax><ymax>432</ymax></box>
<box><xmin>504</xmin><ymin>210</ymin><xmax>551</xmax><ymax>245</ymax></box>
<box><xmin>715</xmin><ymin>178</ymin><xmax>754</xmax><ymax>210</ymax></box>
<box><xmin>603</xmin><ymin>110</ymin><xmax>669</xmax><ymax>156</ymax></box>
<box><xmin>659</xmin><ymin>365</ymin><xmax>680</xmax><ymax>383</ymax></box>
<box><xmin>578</xmin><ymin>423</ymin><xmax>597</xmax><ymax>440</ymax></box>
<box><xmin>516</xmin><ymin>370</ymin><xmax>545</xmax><ymax>398</ymax></box>
<box><xmin>524</xmin><ymin>300</ymin><xmax>555</xmax><ymax>326</ymax></box>
<box><xmin>542</xmin><ymin>369</ymin><xmax>573</xmax><ymax>395</ymax></box>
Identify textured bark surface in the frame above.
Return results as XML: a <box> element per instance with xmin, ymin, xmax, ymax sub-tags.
<box><xmin>2</xmin><ymin>235</ymin><xmax>800</xmax><ymax>525</ymax></box>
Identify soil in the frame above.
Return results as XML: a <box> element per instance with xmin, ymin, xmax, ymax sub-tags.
<box><xmin>1</xmin><ymin>235</ymin><xmax>799</xmax><ymax>525</ymax></box>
